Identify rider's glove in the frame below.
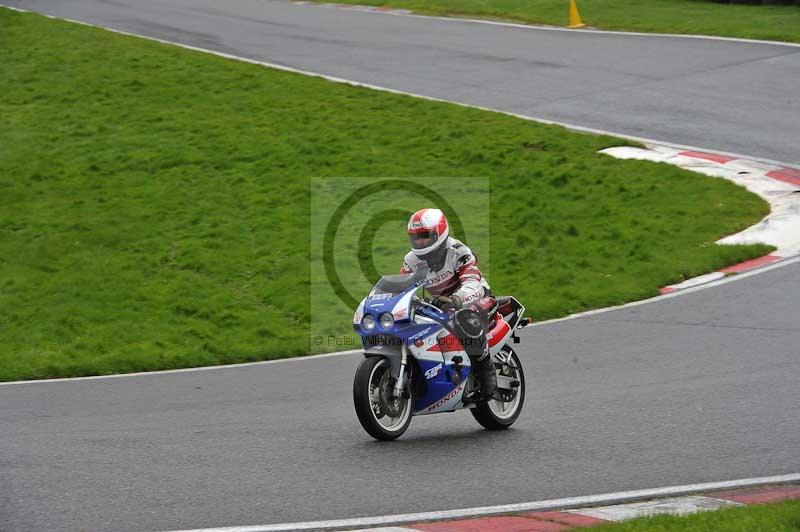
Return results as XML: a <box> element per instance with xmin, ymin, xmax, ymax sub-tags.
<box><xmin>434</xmin><ymin>295</ymin><xmax>455</xmax><ymax>312</ymax></box>
<box><xmin>450</xmin><ymin>294</ymin><xmax>463</xmax><ymax>310</ymax></box>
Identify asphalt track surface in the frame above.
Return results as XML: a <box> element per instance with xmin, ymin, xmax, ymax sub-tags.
<box><xmin>2</xmin><ymin>262</ymin><xmax>799</xmax><ymax>532</ymax></box>
<box><xmin>4</xmin><ymin>0</ymin><xmax>800</xmax><ymax>165</ymax></box>
<box><xmin>2</xmin><ymin>2</ymin><xmax>800</xmax><ymax>532</ymax></box>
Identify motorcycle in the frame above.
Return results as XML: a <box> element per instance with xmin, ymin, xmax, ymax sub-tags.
<box><xmin>352</xmin><ymin>268</ymin><xmax>529</xmax><ymax>440</ymax></box>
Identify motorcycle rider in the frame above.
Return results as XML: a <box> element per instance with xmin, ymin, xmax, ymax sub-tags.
<box><xmin>401</xmin><ymin>208</ymin><xmax>499</xmax><ymax>401</ymax></box>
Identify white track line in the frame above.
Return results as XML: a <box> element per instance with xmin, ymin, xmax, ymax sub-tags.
<box><xmin>4</xmin><ymin>254</ymin><xmax>796</xmax><ymax>387</ymax></box>
<box><xmin>527</xmin><ymin>254</ymin><xmax>800</xmax><ymax>327</ymax></box>
<box><xmin>154</xmin><ymin>474</ymin><xmax>800</xmax><ymax>532</ymax></box>
<box><xmin>4</xmin><ymin>9</ymin><xmax>800</xmax><ymax>531</ymax></box>
<box><xmin>2</xmin><ymin>4</ymin><xmax>799</xmax><ymax>168</ymax></box>
<box><xmin>0</xmin><ymin>349</ymin><xmax>363</xmax><ymax>386</ymax></box>
<box><xmin>297</xmin><ymin>1</ymin><xmax>800</xmax><ymax>49</ymax></box>
<box><xmin>1</xmin><ymin>4</ymin><xmax>798</xmax><ymax>386</ymax></box>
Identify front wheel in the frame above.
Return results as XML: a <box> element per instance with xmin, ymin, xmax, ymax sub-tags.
<box><xmin>353</xmin><ymin>356</ymin><xmax>413</xmax><ymax>441</ymax></box>
<box><xmin>471</xmin><ymin>346</ymin><xmax>525</xmax><ymax>430</ymax></box>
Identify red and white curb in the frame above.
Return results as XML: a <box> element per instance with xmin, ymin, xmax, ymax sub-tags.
<box><xmin>2</xmin><ymin>12</ymin><xmax>798</xmax><ymax>532</ymax></box>
<box><xmin>156</xmin><ymin>475</ymin><xmax>800</xmax><ymax>531</ymax></box>
<box><xmin>2</xmin><ymin>7</ymin><xmax>799</xmax><ymax>383</ymax></box>
<box><xmin>350</xmin><ymin>484</ymin><xmax>800</xmax><ymax>531</ymax></box>
<box><xmin>601</xmin><ymin>145</ymin><xmax>800</xmax><ymax>295</ymax></box>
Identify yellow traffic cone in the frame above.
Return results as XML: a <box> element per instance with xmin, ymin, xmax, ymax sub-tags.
<box><xmin>568</xmin><ymin>0</ymin><xmax>585</xmax><ymax>28</ymax></box>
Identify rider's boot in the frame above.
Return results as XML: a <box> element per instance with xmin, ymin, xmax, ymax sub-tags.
<box><xmin>455</xmin><ymin>307</ymin><xmax>500</xmax><ymax>402</ymax></box>
<box><xmin>474</xmin><ymin>348</ymin><xmax>499</xmax><ymax>402</ymax></box>
<box><xmin>463</xmin><ymin>345</ymin><xmax>499</xmax><ymax>403</ymax></box>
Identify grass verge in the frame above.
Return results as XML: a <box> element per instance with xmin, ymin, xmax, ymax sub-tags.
<box><xmin>0</xmin><ymin>8</ymin><xmax>772</xmax><ymax>381</ymax></box>
<box><xmin>308</xmin><ymin>0</ymin><xmax>800</xmax><ymax>44</ymax></box>
<box><xmin>579</xmin><ymin>499</ymin><xmax>800</xmax><ymax>531</ymax></box>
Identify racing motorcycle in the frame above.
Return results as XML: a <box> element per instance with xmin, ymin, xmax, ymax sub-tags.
<box><xmin>352</xmin><ymin>268</ymin><xmax>529</xmax><ymax>440</ymax></box>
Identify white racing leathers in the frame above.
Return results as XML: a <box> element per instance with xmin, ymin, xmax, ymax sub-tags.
<box><xmin>401</xmin><ymin>237</ymin><xmax>498</xmax><ymax>398</ymax></box>
<box><xmin>400</xmin><ymin>237</ymin><xmax>493</xmax><ymax>311</ymax></box>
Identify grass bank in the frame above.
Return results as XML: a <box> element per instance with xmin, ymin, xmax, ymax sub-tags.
<box><xmin>0</xmin><ymin>8</ymin><xmax>772</xmax><ymax>381</ymax></box>
<box><xmin>579</xmin><ymin>498</ymin><xmax>800</xmax><ymax>531</ymax></box>
<box><xmin>309</xmin><ymin>0</ymin><xmax>800</xmax><ymax>44</ymax></box>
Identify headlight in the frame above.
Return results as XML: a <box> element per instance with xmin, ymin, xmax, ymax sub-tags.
<box><xmin>379</xmin><ymin>312</ymin><xmax>394</xmax><ymax>330</ymax></box>
<box><xmin>361</xmin><ymin>314</ymin><xmax>375</xmax><ymax>331</ymax></box>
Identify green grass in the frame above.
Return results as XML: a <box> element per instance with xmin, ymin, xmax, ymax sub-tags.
<box><xmin>0</xmin><ymin>8</ymin><xmax>773</xmax><ymax>381</ymax></box>
<box><xmin>310</xmin><ymin>0</ymin><xmax>800</xmax><ymax>44</ymax></box>
<box><xmin>579</xmin><ymin>499</ymin><xmax>800</xmax><ymax>531</ymax></box>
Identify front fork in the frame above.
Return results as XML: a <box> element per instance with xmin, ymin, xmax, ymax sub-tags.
<box><xmin>393</xmin><ymin>343</ymin><xmax>408</xmax><ymax>398</ymax></box>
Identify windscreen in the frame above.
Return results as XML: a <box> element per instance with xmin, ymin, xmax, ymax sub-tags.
<box><xmin>369</xmin><ymin>267</ymin><xmax>428</xmax><ymax>296</ymax></box>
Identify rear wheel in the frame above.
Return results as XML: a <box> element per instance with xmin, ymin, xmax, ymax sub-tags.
<box><xmin>471</xmin><ymin>346</ymin><xmax>525</xmax><ymax>430</ymax></box>
<box><xmin>353</xmin><ymin>356</ymin><xmax>413</xmax><ymax>441</ymax></box>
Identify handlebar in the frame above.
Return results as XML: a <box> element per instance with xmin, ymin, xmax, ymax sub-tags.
<box><xmin>412</xmin><ymin>297</ymin><xmax>457</xmax><ymax>334</ymax></box>
<box><xmin>412</xmin><ymin>296</ymin><xmax>451</xmax><ymax>314</ymax></box>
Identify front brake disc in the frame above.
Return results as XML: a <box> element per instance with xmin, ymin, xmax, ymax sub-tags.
<box><xmin>378</xmin><ymin>373</ymin><xmax>404</xmax><ymax>417</ymax></box>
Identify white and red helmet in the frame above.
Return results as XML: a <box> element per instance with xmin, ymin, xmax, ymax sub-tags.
<box><xmin>407</xmin><ymin>208</ymin><xmax>449</xmax><ymax>257</ymax></box>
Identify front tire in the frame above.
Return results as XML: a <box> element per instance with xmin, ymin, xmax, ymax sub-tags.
<box><xmin>353</xmin><ymin>356</ymin><xmax>413</xmax><ymax>441</ymax></box>
<box><xmin>471</xmin><ymin>346</ymin><xmax>525</xmax><ymax>430</ymax></box>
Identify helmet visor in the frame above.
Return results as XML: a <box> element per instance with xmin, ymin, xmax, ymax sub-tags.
<box><xmin>410</xmin><ymin>230</ymin><xmax>437</xmax><ymax>250</ymax></box>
